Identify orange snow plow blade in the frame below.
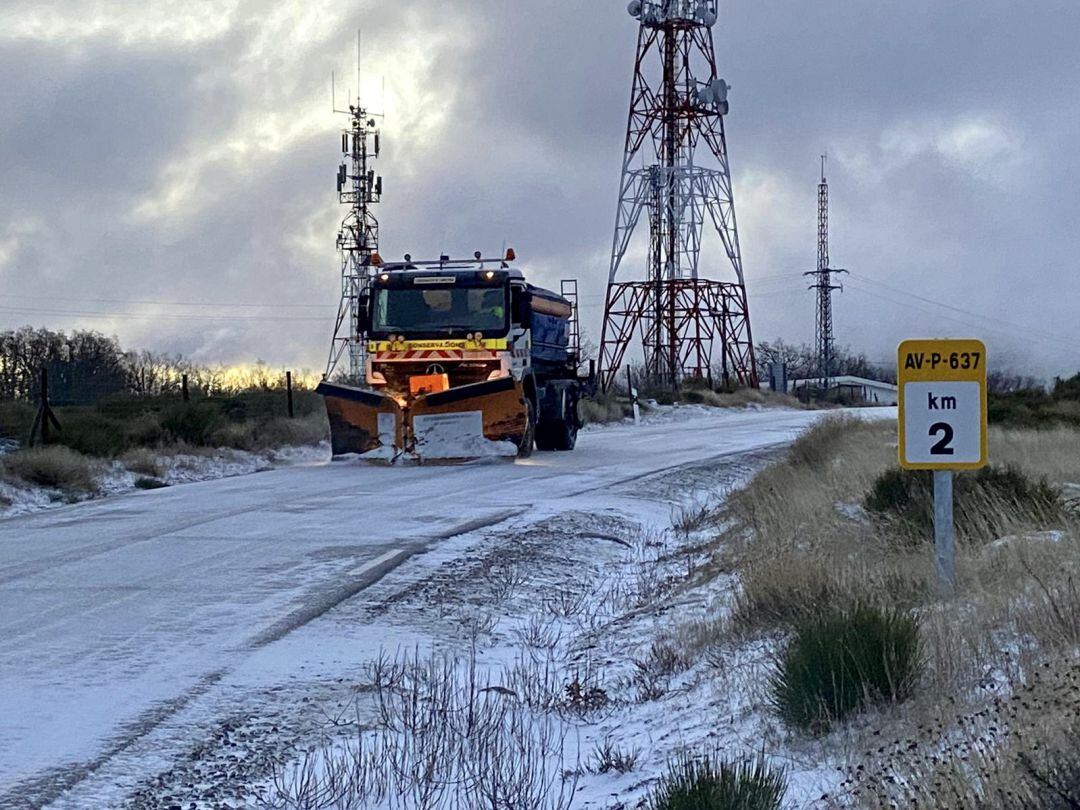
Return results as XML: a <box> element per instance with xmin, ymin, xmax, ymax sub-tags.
<box><xmin>409</xmin><ymin>376</ymin><xmax>528</xmax><ymax>460</ymax></box>
<box><xmin>318</xmin><ymin>376</ymin><xmax>528</xmax><ymax>461</ymax></box>
<box><xmin>316</xmin><ymin>382</ymin><xmax>403</xmax><ymax>459</ymax></box>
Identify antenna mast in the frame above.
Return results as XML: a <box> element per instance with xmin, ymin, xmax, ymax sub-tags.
<box><xmin>325</xmin><ymin>33</ymin><xmax>383</xmax><ymax>382</ymax></box>
<box><xmin>804</xmin><ymin>155</ymin><xmax>847</xmax><ymax>395</ymax></box>
<box><xmin>597</xmin><ymin>0</ymin><xmax>758</xmax><ymax>392</ymax></box>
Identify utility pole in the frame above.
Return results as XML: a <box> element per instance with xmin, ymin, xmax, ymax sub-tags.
<box><xmin>804</xmin><ymin>155</ymin><xmax>847</xmax><ymax>396</ymax></box>
<box><xmin>598</xmin><ymin>0</ymin><xmax>757</xmax><ymax>392</ymax></box>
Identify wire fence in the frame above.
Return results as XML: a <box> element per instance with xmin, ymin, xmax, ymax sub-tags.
<box><xmin>4</xmin><ymin>367</ymin><xmax>320</xmax><ymax>450</ymax></box>
<box><xmin>0</xmin><ymin>328</ymin><xmax>324</xmax><ymax>450</ymax></box>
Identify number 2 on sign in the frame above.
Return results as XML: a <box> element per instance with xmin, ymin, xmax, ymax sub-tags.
<box><xmin>930</xmin><ymin>423</ymin><xmax>955</xmax><ymax>456</ymax></box>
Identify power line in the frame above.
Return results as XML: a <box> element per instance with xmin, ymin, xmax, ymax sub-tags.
<box><xmin>1</xmin><ymin>294</ymin><xmax>334</xmax><ymax>310</ymax></box>
<box><xmin>847</xmin><ymin>272</ymin><xmax>1076</xmax><ymax>349</ymax></box>
<box><xmin>844</xmin><ymin>278</ymin><xmax>1077</xmax><ymax>351</ymax></box>
<box><xmin>843</xmin><ymin>281</ymin><xmax>1080</xmax><ymax>359</ymax></box>
<box><xmin>0</xmin><ymin>305</ymin><xmax>327</xmax><ymax>323</ymax></box>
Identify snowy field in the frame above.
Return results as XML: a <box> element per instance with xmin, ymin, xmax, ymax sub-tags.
<box><xmin>0</xmin><ymin>406</ymin><xmax>894</xmax><ymax>808</ymax></box>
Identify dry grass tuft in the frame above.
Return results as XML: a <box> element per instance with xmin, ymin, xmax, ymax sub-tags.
<box><xmin>991</xmin><ymin>426</ymin><xmax>1080</xmax><ymax>485</ymax></box>
<box><xmin>121</xmin><ymin>447</ymin><xmax>163</xmax><ymax>477</ymax></box>
<box><xmin>578</xmin><ymin>392</ymin><xmax>631</xmax><ymax>425</ymax></box>
<box><xmin>210</xmin><ymin>412</ymin><xmax>328</xmax><ymax>451</ymax></box>
<box><xmin>0</xmin><ymin>446</ymin><xmax>100</xmax><ymax>493</ymax></box>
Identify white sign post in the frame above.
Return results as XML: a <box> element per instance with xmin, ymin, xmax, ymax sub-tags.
<box><xmin>898</xmin><ymin>340</ymin><xmax>988</xmax><ymax>590</ymax></box>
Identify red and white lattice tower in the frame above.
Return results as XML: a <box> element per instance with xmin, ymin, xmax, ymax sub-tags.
<box><xmin>598</xmin><ymin>0</ymin><xmax>757</xmax><ymax>391</ymax></box>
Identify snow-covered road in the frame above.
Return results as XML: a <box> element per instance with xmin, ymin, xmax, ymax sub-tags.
<box><xmin>0</xmin><ymin>407</ymin><xmax>888</xmax><ymax>806</ymax></box>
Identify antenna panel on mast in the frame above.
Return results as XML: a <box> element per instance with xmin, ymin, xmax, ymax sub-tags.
<box><xmin>324</xmin><ymin>36</ymin><xmax>385</xmax><ymax>383</ymax></box>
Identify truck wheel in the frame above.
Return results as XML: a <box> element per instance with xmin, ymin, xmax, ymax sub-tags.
<box><xmin>517</xmin><ymin>399</ymin><xmax>536</xmax><ymax>458</ymax></box>
<box><xmin>536</xmin><ymin>397</ymin><xmax>578</xmax><ymax>452</ymax></box>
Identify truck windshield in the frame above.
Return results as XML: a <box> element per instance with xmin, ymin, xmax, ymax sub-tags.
<box><xmin>372</xmin><ymin>286</ymin><xmax>508</xmax><ymax>335</ymax></box>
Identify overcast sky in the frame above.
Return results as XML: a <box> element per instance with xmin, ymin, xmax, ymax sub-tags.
<box><xmin>2</xmin><ymin>0</ymin><xmax>1079</xmax><ymax>378</ymax></box>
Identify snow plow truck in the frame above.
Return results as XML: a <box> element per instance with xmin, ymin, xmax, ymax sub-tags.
<box><xmin>316</xmin><ymin>251</ymin><xmax>593</xmax><ymax>461</ymax></box>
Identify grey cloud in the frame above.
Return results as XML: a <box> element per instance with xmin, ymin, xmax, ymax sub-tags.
<box><xmin>1</xmin><ymin>0</ymin><xmax>1078</xmax><ymax>376</ymax></box>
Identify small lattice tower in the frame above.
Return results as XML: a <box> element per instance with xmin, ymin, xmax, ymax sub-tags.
<box><xmin>325</xmin><ymin>93</ymin><xmax>382</xmax><ymax>382</ymax></box>
<box><xmin>598</xmin><ymin>0</ymin><xmax>757</xmax><ymax>391</ymax></box>
<box><xmin>803</xmin><ymin>155</ymin><xmax>846</xmax><ymax>392</ymax></box>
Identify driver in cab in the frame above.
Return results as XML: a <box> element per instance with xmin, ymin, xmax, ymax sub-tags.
<box><xmin>477</xmin><ymin>289</ymin><xmax>506</xmax><ymax>330</ymax></box>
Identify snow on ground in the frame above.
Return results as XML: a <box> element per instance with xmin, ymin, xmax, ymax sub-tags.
<box><xmin>0</xmin><ymin>401</ymin><xmax>774</xmax><ymax>519</ymax></box>
<box><xmin>580</xmin><ymin>400</ymin><xmax>787</xmax><ymax>434</ymax></box>
<box><xmin>0</xmin><ymin>479</ymin><xmax>55</xmax><ymax>515</ymax></box>
<box><xmin>0</xmin><ymin>406</ymin><xmax>896</xmax><ymax>809</ymax></box>
<box><xmin>236</xmin><ymin>448</ymin><xmax>852</xmax><ymax>810</ymax></box>
<box><xmin>0</xmin><ymin>442</ymin><xmax>331</xmax><ymax>519</ymax></box>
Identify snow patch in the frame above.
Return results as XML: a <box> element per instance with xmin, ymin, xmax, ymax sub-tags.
<box><xmin>988</xmin><ymin>529</ymin><xmax>1067</xmax><ymax>550</ymax></box>
<box><xmin>0</xmin><ymin>480</ymin><xmax>55</xmax><ymax>516</ymax></box>
<box><xmin>0</xmin><ymin>441</ymin><xmax>332</xmax><ymax>521</ymax></box>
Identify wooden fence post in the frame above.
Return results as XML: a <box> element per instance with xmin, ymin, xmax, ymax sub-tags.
<box><xmin>286</xmin><ymin>371</ymin><xmax>294</xmax><ymax>419</ymax></box>
<box><xmin>29</xmin><ymin>367</ymin><xmax>62</xmax><ymax>447</ymax></box>
<box><xmin>182</xmin><ymin>374</ymin><xmax>190</xmax><ymax>403</ymax></box>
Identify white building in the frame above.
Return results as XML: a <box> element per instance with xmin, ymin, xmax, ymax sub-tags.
<box><xmin>787</xmin><ymin>375</ymin><xmax>898</xmax><ymax>406</ymax></box>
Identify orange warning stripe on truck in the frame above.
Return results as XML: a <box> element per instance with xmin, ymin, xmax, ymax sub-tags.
<box><xmin>373</xmin><ymin>349</ymin><xmax>501</xmax><ymax>361</ymax></box>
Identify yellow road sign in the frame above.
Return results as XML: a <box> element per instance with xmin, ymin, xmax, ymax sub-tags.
<box><xmin>898</xmin><ymin>339</ymin><xmax>988</xmax><ymax>471</ymax></box>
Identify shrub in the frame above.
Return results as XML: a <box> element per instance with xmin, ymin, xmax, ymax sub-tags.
<box><xmin>864</xmin><ymin>468</ymin><xmax>933</xmax><ymax>533</ymax></box>
<box><xmin>563</xmin><ymin>679</ymin><xmax>610</xmax><ymax>715</ymax></box>
<box><xmin>682</xmin><ymin>388</ymin><xmax>725</xmax><ymax>407</ymax></box>
<box><xmin>0</xmin><ymin>401</ymin><xmax>37</xmax><ymax>442</ymax></box>
<box><xmin>0</xmin><ymin>446</ymin><xmax>98</xmax><ymax>492</ymax></box>
<box><xmin>209</xmin><ymin>413</ymin><xmax>328</xmax><ymax>451</ymax></box>
<box><xmin>93</xmin><ymin>393</ymin><xmax>170</xmax><ymax>419</ymax></box>
<box><xmin>589</xmin><ymin>737</ymin><xmax>641</xmax><ymax>775</ymax></box>
<box><xmin>124</xmin><ymin>413</ymin><xmax>166</xmax><ymax>448</ymax></box>
<box><xmin>245</xmin><ymin>413</ymin><xmax>327</xmax><ymax>449</ymax></box>
<box><xmin>160</xmin><ymin>403</ymin><xmax>226</xmax><ymax>446</ymax></box>
<box><xmin>630</xmin><ymin>640</ymin><xmax>687</xmax><ymax>701</ymax></box>
<box><xmin>52</xmin><ymin>410</ymin><xmax>131</xmax><ymax>457</ymax></box>
<box><xmin>579</xmin><ymin>393</ymin><xmax>630</xmax><ymax>424</ymax></box>
<box><xmin>225</xmin><ymin>390</ymin><xmax>321</xmax><ymax>420</ymax></box>
<box><xmin>134</xmin><ymin>477</ymin><xmax>168</xmax><ymax>490</ymax></box>
<box><xmin>682</xmin><ymin>387</ymin><xmax>788</xmax><ymax>409</ymax></box>
<box><xmin>865</xmin><ymin>465</ymin><xmax>1063</xmax><ymax>542</ymax></box>
<box><xmin>1053</xmin><ymin>372</ymin><xmax>1080</xmax><ymax>401</ymax></box>
<box><xmin>788</xmin><ymin>416</ymin><xmax>856</xmax><ymax>469</ymax></box>
<box><xmin>988</xmin><ymin>378</ymin><xmax>1080</xmax><ymax>428</ymax></box>
<box><xmin>648</xmin><ymin>750</ymin><xmax>786</xmax><ymax>810</ymax></box>
<box><xmin>770</xmin><ymin>602</ymin><xmax>922</xmax><ymax>733</ymax></box>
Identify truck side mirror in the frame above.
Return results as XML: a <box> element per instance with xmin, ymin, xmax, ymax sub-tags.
<box><xmin>357</xmin><ymin>290</ymin><xmax>372</xmax><ymax>334</ymax></box>
<box><xmin>511</xmin><ymin>288</ymin><xmax>532</xmax><ymax>327</ymax></box>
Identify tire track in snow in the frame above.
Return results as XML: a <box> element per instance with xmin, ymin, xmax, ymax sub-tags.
<box><xmin>0</xmin><ymin>508</ymin><xmax>527</xmax><ymax>810</ymax></box>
